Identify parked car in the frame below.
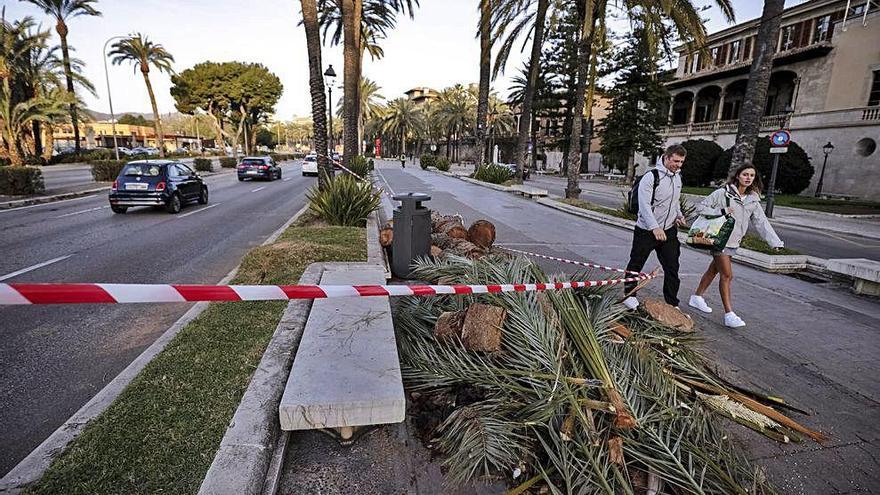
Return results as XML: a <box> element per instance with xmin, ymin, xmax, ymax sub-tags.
<box><xmin>302</xmin><ymin>153</ymin><xmax>318</xmax><ymax>176</ymax></box>
<box><xmin>109</xmin><ymin>160</ymin><xmax>208</xmax><ymax>214</ymax></box>
<box><xmin>237</xmin><ymin>156</ymin><xmax>281</xmax><ymax>181</ymax></box>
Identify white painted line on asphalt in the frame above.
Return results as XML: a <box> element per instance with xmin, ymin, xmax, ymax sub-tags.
<box><xmin>282</xmin><ymin>177</ymin><xmax>292</xmax><ymax>182</ymax></box>
<box><xmin>0</xmin><ymin>194</ymin><xmax>97</xmax><ymax>214</ymax></box>
<box><xmin>251</xmin><ymin>186</ymin><xmax>267</xmax><ymax>193</ymax></box>
<box><xmin>0</xmin><ymin>255</ymin><xmax>73</xmax><ymax>282</ymax></box>
<box><xmin>53</xmin><ymin>205</ymin><xmax>110</xmax><ymax>218</ymax></box>
<box><xmin>177</xmin><ymin>203</ymin><xmax>221</xmax><ymax>219</ymax></box>
<box><xmin>374</xmin><ymin>168</ymin><xmax>396</xmax><ymax>196</ymax></box>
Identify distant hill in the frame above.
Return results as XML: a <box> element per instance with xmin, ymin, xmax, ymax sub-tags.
<box><xmin>86</xmin><ymin>110</ymin><xmax>182</xmax><ymax>122</ymax></box>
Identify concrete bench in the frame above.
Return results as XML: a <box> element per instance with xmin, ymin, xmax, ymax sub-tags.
<box><xmin>826</xmin><ymin>258</ymin><xmax>880</xmax><ymax>296</ymax></box>
<box><xmin>579</xmin><ymin>173</ymin><xmax>597</xmax><ymax>180</ymax></box>
<box><xmin>818</xmin><ymin>192</ymin><xmax>856</xmax><ymax>200</ymax></box>
<box><xmin>604</xmin><ymin>173</ymin><xmax>625</xmax><ymax>181</ymax></box>
<box><xmin>509</xmin><ymin>184</ymin><xmax>549</xmax><ymax>198</ymax></box>
<box><xmin>279</xmin><ymin>264</ymin><xmax>404</xmax><ymax>440</ymax></box>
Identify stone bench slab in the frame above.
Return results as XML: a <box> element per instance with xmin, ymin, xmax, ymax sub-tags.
<box><xmin>279</xmin><ymin>264</ymin><xmax>405</xmax><ymax>431</ymax></box>
<box><xmin>827</xmin><ymin>258</ymin><xmax>880</xmax><ymax>296</ymax></box>
<box><xmin>509</xmin><ymin>185</ymin><xmax>548</xmax><ymax>197</ymax></box>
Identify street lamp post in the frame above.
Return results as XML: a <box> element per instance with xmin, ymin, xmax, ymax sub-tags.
<box><xmin>102</xmin><ymin>35</ymin><xmax>127</xmax><ymax>161</ymax></box>
<box><xmin>323</xmin><ymin>65</ymin><xmax>336</xmax><ymax>159</ymax></box>
<box><xmin>815</xmin><ymin>141</ymin><xmax>834</xmax><ymax>197</ymax></box>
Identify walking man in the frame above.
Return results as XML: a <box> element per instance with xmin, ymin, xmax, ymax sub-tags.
<box><xmin>399</xmin><ymin>153</ymin><xmax>406</xmax><ymax>168</ymax></box>
<box><xmin>623</xmin><ymin>144</ymin><xmax>688</xmax><ymax>310</ymax></box>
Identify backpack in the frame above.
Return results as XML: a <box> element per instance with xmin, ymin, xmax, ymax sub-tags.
<box><xmin>626</xmin><ymin>169</ymin><xmax>660</xmax><ymax>215</ymax></box>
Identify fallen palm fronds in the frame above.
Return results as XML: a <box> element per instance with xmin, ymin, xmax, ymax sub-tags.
<box><xmin>395</xmin><ymin>254</ymin><xmax>825</xmax><ymax>493</ymax></box>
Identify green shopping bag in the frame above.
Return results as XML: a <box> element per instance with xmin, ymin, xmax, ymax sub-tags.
<box><xmin>687</xmin><ymin>195</ymin><xmax>735</xmax><ymax>250</ymax></box>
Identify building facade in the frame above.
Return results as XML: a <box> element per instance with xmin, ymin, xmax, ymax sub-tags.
<box><xmin>53</xmin><ymin>122</ymin><xmax>203</xmax><ymax>152</ymax></box>
<box><xmin>656</xmin><ymin>0</ymin><xmax>879</xmax><ymax>199</ymax></box>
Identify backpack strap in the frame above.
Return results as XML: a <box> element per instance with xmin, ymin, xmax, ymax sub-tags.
<box><xmin>649</xmin><ymin>168</ymin><xmax>660</xmax><ymax>205</ymax></box>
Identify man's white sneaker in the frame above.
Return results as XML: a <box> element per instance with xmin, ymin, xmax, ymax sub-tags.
<box><xmin>622</xmin><ymin>296</ymin><xmax>639</xmax><ymax>310</ymax></box>
<box><xmin>724</xmin><ymin>312</ymin><xmax>746</xmax><ymax>328</ymax></box>
<box><xmin>688</xmin><ymin>295</ymin><xmax>713</xmax><ymax>313</ymax></box>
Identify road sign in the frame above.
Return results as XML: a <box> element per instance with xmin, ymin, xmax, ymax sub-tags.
<box><xmin>430</xmin><ymin>144</ymin><xmax>437</xmax><ymax>152</ymax></box>
<box><xmin>770</xmin><ymin>129</ymin><xmax>791</xmax><ymax>147</ymax></box>
<box><xmin>770</xmin><ymin>147</ymin><xmax>788</xmax><ymax>154</ymax></box>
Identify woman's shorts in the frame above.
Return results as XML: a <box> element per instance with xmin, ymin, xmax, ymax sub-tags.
<box><xmin>711</xmin><ymin>247</ymin><xmax>738</xmax><ymax>257</ymax></box>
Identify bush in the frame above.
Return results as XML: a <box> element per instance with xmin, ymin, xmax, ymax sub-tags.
<box><xmin>681</xmin><ymin>139</ymin><xmax>724</xmax><ymax>187</ymax></box>
<box><xmin>192</xmin><ymin>158</ymin><xmax>213</xmax><ymax>172</ymax></box>
<box><xmin>713</xmin><ymin>139</ymin><xmax>814</xmax><ymax>195</ymax></box>
<box><xmin>435</xmin><ymin>156</ymin><xmax>450</xmax><ymax>172</ymax></box>
<box><xmin>0</xmin><ymin>166</ymin><xmax>45</xmax><ymax>195</ymax></box>
<box><xmin>346</xmin><ymin>155</ymin><xmax>371</xmax><ymax>178</ymax></box>
<box><xmin>49</xmin><ymin>148</ymin><xmax>114</xmax><ymax>165</ymax></box>
<box><xmin>307</xmin><ymin>174</ymin><xmax>381</xmax><ymax>227</ymax></box>
<box><xmin>219</xmin><ymin>157</ymin><xmax>237</xmax><ymax>168</ymax></box>
<box><xmin>90</xmin><ymin>160</ymin><xmax>128</xmax><ymax>182</ymax></box>
<box><xmin>419</xmin><ymin>154</ymin><xmax>435</xmax><ymax>170</ymax></box>
<box><xmin>473</xmin><ymin>163</ymin><xmax>511</xmax><ymax>184</ymax></box>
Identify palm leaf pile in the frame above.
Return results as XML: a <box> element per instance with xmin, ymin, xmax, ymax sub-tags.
<box><xmin>394</xmin><ymin>254</ymin><xmax>826</xmax><ymax>494</ymax></box>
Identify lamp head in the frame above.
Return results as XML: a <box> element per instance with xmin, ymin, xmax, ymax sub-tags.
<box><xmin>823</xmin><ymin>141</ymin><xmax>834</xmax><ymax>155</ymax></box>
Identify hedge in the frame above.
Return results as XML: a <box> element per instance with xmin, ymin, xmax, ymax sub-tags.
<box><xmin>0</xmin><ymin>166</ymin><xmax>45</xmax><ymax>195</ymax></box>
<box><xmin>435</xmin><ymin>156</ymin><xmax>450</xmax><ymax>172</ymax></box>
<box><xmin>420</xmin><ymin>154</ymin><xmax>435</xmax><ymax>170</ymax></box>
<box><xmin>193</xmin><ymin>158</ymin><xmax>213</xmax><ymax>172</ymax></box>
<box><xmin>90</xmin><ymin>160</ymin><xmax>128</xmax><ymax>182</ymax></box>
<box><xmin>713</xmin><ymin>139</ymin><xmax>814</xmax><ymax>195</ymax></box>
<box><xmin>219</xmin><ymin>157</ymin><xmax>237</xmax><ymax>168</ymax></box>
<box><xmin>681</xmin><ymin>139</ymin><xmax>724</xmax><ymax>187</ymax></box>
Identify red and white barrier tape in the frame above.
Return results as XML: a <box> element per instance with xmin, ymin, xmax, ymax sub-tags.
<box><xmin>0</xmin><ymin>274</ymin><xmax>654</xmax><ymax>305</ymax></box>
<box><xmin>496</xmin><ymin>246</ymin><xmax>645</xmax><ymax>277</ymax></box>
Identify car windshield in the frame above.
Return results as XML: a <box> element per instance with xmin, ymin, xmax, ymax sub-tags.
<box><xmin>241</xmin><ymin>159</ymin><xmax>264</xmax><ymax>165</ymax></box>
<box><xmin>305</xmin><ymin>156</ymin><xmax>316</xmax><ymax>162</ymax></box>
<box><xmin>122</xmin><ymin>164</ymin><xmax>162</xmax><ymax>177</ymax></box>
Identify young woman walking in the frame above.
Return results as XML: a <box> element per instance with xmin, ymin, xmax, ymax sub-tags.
<box><xmin>688</xmin><ymin>163</ymin><xmax>784</xmax><ymax>328</ymax></box>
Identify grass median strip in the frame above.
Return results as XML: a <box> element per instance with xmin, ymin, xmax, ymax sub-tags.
<box><xmin>556</xmin><ymin>197</ymin><xmax>635</xmax><ymax>221</ymax></box>
<box><xmin>28</xmin><ymin>216</ymin><xmax>366</xmax><ymax>495</ymax></box>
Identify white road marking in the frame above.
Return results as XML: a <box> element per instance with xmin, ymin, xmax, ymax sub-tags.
<box><xmin>251</xmin><ymin>186</ymin><xmax>266</xmax><ymax>193</ymax></box>
<box><xmin>0</xmin><ymin>194</ymin><xmax>97</xmax><ymax>214</ymax></box>
<box><xmin>374</xmin><ymin>168</ymin><xmax>396</xmax><ymax>196</ymax></box>
<box><xmin>282</xmin><ymin>177</ymin><xmax>292</xmax><ymax>182</ymax></box>
<box><xmin>177</xmin><ymin>203</ymin><xmax>221</xmax><ymax>218</ymax></box>
<box><xmin>0</xmin><ymin>255</ymin><xmax>73</xmax><ymax>282</ymax></box>
<box><xmin>53</xmin><ymin>205</ymin><xmax>110</xmax><ymax>218</ymax></box>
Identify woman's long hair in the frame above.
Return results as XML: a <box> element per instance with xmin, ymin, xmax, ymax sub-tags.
<box><xmin>726</xmin><ymin>163</ymin><xmax>763</xmax><ymax>195</ymax></box>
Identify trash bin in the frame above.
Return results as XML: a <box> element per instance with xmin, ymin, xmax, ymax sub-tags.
<box><xmin>391</xmin><ymin>193</ymin><xmax>431</xmax><ymax>278</ymax></box>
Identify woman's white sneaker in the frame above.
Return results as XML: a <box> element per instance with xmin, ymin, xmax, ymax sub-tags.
<box><xmin>688</xmin><ymin>295</ymin><xmax>713</xmax><ymax>313</ymax></box>
<box><xmin>724</xmin><ymin>312</ymin><xmax>746</xmax><ymax>328</ymax></box>
<box><xmin>622</xmin><ymin>296</ymin><xmax>639</xmax><ymax>310</ymax></box>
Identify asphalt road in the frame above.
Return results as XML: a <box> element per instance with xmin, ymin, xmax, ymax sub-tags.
<box><xmin>374</xmin><ymin>161</ymin><xmax>880</xmax><ymax>494</ymax></box>
<box><xmin>526</xmin><ymin>175</ymin><xmax>880</xmax><ymax>261</ymax></box>
<box><xmin>0</xmin><ymin>160</ymin><xmax>313</xmax><ymax>475</ymax></box>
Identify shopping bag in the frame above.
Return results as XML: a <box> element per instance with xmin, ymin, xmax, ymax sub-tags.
<box><xmin>686</xmin><ymin>214</ymin><xmax>735</xmax><ymax>250</ymax></box>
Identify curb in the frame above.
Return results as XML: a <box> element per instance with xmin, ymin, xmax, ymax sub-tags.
<box><xmin>0</xmin><ymin>204</ymin><xmax>310</xmax><ymax>494</ymax></box>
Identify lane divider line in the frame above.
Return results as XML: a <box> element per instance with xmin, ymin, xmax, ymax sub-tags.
<box><xmin>0</xmin><ymin>195</ymin><xmax>96</xmax><ymax>214</ymax></box>
<box><xmin>177</xmin><ymin>203</ymin><xmax>221</xmax><ymax>219</ymax></box>
<box><xmin>53</xmin><ymin>205</ymin><xmax>109</xmax><ymax>219</ymax></box>
<box><xmin>0</xmin><ymin>255</ymin><xmax>74</xmax><ymax>282</ymax></box>
<box><xmin>251</xmin><ymin>186</ymin><xmax>267</xmax><ymax>193</ymax></box>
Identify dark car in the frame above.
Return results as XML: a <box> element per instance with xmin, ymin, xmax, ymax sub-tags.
<box><xmin>237</xmin><ymin>156</ymin><xmax>282</xmax><ymax>181</ymax></box>
<box><xmin>109</xmin><ymin>160</ymin><xmax>208</xmax><ymax>214</ymax></box>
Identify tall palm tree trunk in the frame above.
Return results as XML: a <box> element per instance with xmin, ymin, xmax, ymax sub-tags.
<box><xmin>300</xmin><ymin>0</ymin><xmax>331</xmax><ymax>188</ymax></box>
<box><xmin>730</xmin><ymin>0</ymin><xmax>784</xmax><ymax>172</ymax></box>
<box><xmin>565</xmin><ymin>0</ymin><xmax>600</xmax><ymax>199</ymax></box>
<box><xmin>475</xmin><ymin>0</ymin><xmax>492</xmax><ymax>170</ymax></box>
<box><xmin>141</xmin><ymin>69</ymin><xmax>165</xmax><ymax>158</ymax></box>
<box><xmin>42</xmin><ymin>124</ymin><xmax>55</xmax><ymax>162</ymax></box>
<box><xmin>514</xmin><ymin>0</ymin><xmax>549</xmax><ymax>179</ymax></box>
<box><xmin>56</xmin><ymin>21</ymin><xmax>81</xmax><ymax>154</ymax></box>
<box><xmin>32</xmin><ymin>121</ymin><xmax>43</xmax><ymax>161</ymax></box>
<box><xmin>342</xmin><ymin>0</ymin><xmax>362</xmax><ymax>168</ymax></box>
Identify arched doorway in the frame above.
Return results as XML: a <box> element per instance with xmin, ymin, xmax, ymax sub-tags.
<box><xmin>765</xmin><ymin>71</ymin><xmax>798</xmax><ymax>115</ymax></box>
<box><xmin>722</xmin><ymin>79</ymin><xmax>748</xmax><ymax>120</ymax></box>
<box><xmin>695</xmin><ymin>86</ymin><xmax>722</xmax><ymax>123</ymax></box>
<box><xmin>671</xmin><ymin>91</ymin><xmax>694</xmax><ymax>125</ymax></box>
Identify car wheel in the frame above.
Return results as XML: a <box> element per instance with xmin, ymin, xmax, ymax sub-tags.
<box><xmin>111</xmin><ymin>205</ymin><xmax>127</xmax><ymax>214</ymax></box>
<box><xmin>277</xmin><ymin>170</ymin><xmax>282</xmax><ymax>180</ymax></box>
<box><xmin>166</xmin><ymin>193</ymin><xmax>182</xmax><ymax>214</ymax></box>
<box><xmin>198</xmin><ymin>187</ymin><xmax>209</xmax><ymax>205</ymax></box>
<box><xmin>238</xmin><ymin>176</ymin><xmax>245</xmax><ymax>181</ymax></box>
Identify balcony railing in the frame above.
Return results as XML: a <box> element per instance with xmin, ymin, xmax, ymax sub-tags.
<box><xmin>662</xmin><ymin>106</ymin><xmax>880</xmax><ymax>136</ymax></box>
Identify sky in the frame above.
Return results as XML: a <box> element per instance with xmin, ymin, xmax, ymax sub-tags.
<box><xmin>5</xmin><ymin>0</ymin><xmax>806</xmax><ymax>120</ymax></box>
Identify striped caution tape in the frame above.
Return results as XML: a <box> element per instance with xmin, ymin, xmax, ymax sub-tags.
<box><xmin>0</xmin><ymin>273</ymin><xmax>655</xmax><ymax>305</ymax></box>
<box><xmin>496</xmin><ymin>246</ymin><xmax>645</xmax><ymax>276</ymax></box>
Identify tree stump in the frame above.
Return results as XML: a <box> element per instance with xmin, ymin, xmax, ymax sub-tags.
<box><xmin>430</xmin><ymin>245</ymin><xmax>443</xmax><ymax>258</ymax></box>
<box><xmin>434</xmin><ymin>311</ymin><xmax>465</xmax><ymax>342</ymax></box>
<box><xmin>467</xmin><ymin>220</ymin><xmax>496</xmax><ymax>249</ymax></box>
<box><xmin>642</xmin><ymin>299</ymin><xmax>694</xmax><ymax>331</ymax></box>
<box><xmin>461</xmin><ymin>303</ymin><xmax>506</xmax><ymax>352</ymax></box>
<box><xmin>379</xmin><ymin>226</ymin><xmax>393</xmax><ymax>247</ymax></box>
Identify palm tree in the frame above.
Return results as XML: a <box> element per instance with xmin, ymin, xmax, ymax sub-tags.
<box><xmin>1</xmin><ymin>81</ymin><xmax>70</xmax><ymax>165</ymax></box>
<box><xmin>475</xmin><ymin>0</ymin><xmax>492</xmax><ymax>168</ymax></box>
<box><xmin>435</xmin><ymin>85</ymin><xmax>476</xmax><ymax>162</ymax></box>
<box><xmin>729</xmin><ymin>0</ymin><xmax>785</xmax><ymax>172</ymax></box>
<box><xmin>341</xmin><ymin>0</ymin><xmax>363</xmax><ymax>167</ymax></box>
<box><xmin>108</xmin><ymin>33</ymin><xmax>174</xmax><ymax>158</ymax></box>
<box><xmin>20</xmin><ymin>0</ymin><xmax>101</xmax><ymax>155</ymax></box>
<box><xmin>382</xmin><ymin>97</ymin><xmax>423</xmax><ymax>156</ymax></box>
<box><xmin>300</xmin><ymin>0</ymin><xmax>331</xmax><ymax>187</ymax></box>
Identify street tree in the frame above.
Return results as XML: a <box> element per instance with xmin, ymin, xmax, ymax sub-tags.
<box><xmin>382</xmin><ymin>97</ymin><xmax>423</xmax><ymax>156</ymax></box>
<box><xmin>20</xmin><ymin>0</ymin><xmax>101</xmax><ymax>155</ymax></box>
<box><xmin>109</xmin><ymin>33</ymin><xmax>174</xmax><ymax>157</ymax></box>
<box><xmin>299</xmin><ymin>0</ymin><xmax>332</xmax><ymax>187</ymax></box>
<box><xmin>729</xmin><ymin>0</ymin><xmax>785</xmax><ymax>172</ymax></box>
<box><xmin>475</xmin><ymin>0</ymin><xmax>492</xmax><ymax>168</ymax></box>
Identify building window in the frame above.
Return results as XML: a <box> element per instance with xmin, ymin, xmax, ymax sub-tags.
<box><xmin>728</xmin><ymin>40</ymin><xmax>741</xmax><ymax>64</ymax></box>
<box><xmin>868</xmin><ymin>70</ymin><xmax>880</xmax><ymax>106</ymax></box>
<box><xmin>813</xmin><ymin>15</ymin><xmax>832</xmax><ymax>42</ymax></box>
<box><xmin>689</xmin><ymin>53</ymin><xmax>701</xmax><ymax>73</ymax></box>
<box><xmin>780</xmin><ymin>23</ymin><xmax>801</xmax><ymax>51</ymax></box>
<box><xmin>849</xmin><ymin>3</ymin><xmax>866</xmax><ymax>17</ymax></box>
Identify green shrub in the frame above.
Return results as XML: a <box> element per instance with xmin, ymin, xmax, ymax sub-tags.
<box><xmin>307</xmin><ymin>174</ymin><xmax>381</xmax><ymax>227</ymax></box>
<box><xmin>435</xmin><ymin>156</ymin><xmax>450</xmax><ymax>172</ymax></box>
<box><xmin>681</xmin><ymin>139</ymin><xmax>724</xmax><ymax>187</ymax></box>
<box><xmin>473</xmin><ymin>163</ymin><xmax>511</xmax><ymax>184</ymax></box>
<box><xmin>219</xmin><ymin>157</ymin><xmax>237</xmax><ymax>168</ymax></box>
<box><xmin>192</xmin><ymin>158</ymin><xmax>213</xmax><ymax>172</ymax></box>
<box><xmin>346</xmin><ymin>155</ymin><xmax>371</xmax><ymax>178</ymax></box>
<box><xmin>0</xmin><ymin>166</ymin><xmax>45</xmax><ymax>195</ymax></box>
<box><xmin>713</xmin><ymin>139</ymin><xmax>814</xmax><ymax>195</ymax></box>
<box><xmin>49</xmin><ymin>148</ymin><xmax>114</xmax><ymax>165</ymax></box>
<box><xmin>419</xmin><ymin>154</ymin><xmax>435</xmax><ymax>170</ymax></box>
<box><xmin>90</xmin><ymin>160</ymin><xmax>128</xmax><ymax>182</ymax></box>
